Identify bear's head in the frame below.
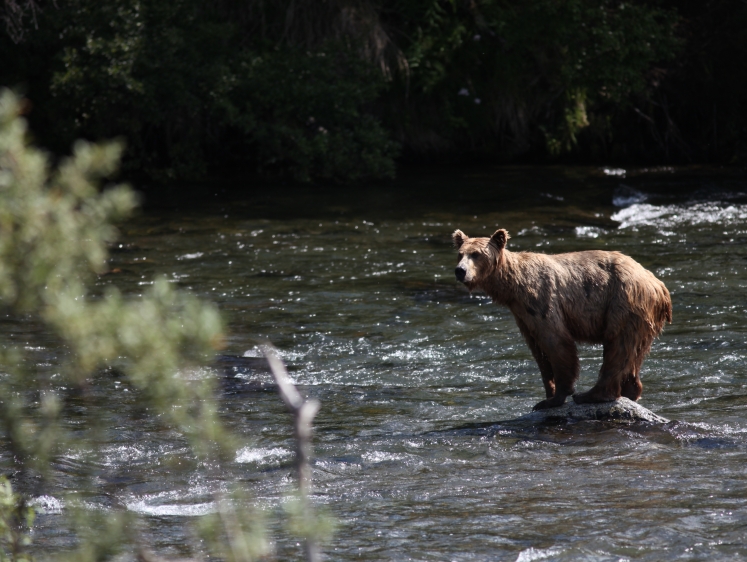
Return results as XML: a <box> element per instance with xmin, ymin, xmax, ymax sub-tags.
<box><xmin>452</xmin><ymin>228</ymin><xmax>510</xmax><ymax>289</ymax></box>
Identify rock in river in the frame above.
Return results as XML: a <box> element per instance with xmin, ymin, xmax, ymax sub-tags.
<box><xmin>516</xmin><ymin>397</ymin><xmax>669</xmax><ymax>424</ymax></box>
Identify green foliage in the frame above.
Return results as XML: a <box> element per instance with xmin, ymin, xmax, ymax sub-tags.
<box><xmin>224</xmin><ymin>48</ymin><xmax>398</xmax><ymax>182</ymax></box>
<box><xmin>637</xmin><ymin>0</ymin><xmax>747</xmax><ymax>163</ymax></box>
<box><xmin>0</xmin><ymin>89</ymin><xmax>260</xmax><ymax>560</ymax></box>
<box><xmin>0</xmin><ymin>477</ymin><xmax>33</xmax><ymax>562</ymax></box>
<box><xmin>49</xmin><ymin>0</ymin><xmax>234</xmax><ymax>180</ymax></box>
<box><xmin>196</xmin><ymin>492</ymin><xmax>270</xmax><ymax>562</ymax></box>
<box><xmin>385</xmin><ymin>0</ymin><xmax>681</xmax><ymax>157</ymax></box>
<box><xmin>282</xmin><ymin>495</ymin><xmax>336</xmax><ymax>549</ymax></box>
<box><xmin>9</xmin><ymin>0</ymin><xmax>744</xmax><ymax>178</ymax></box>
<box><xmin>0</xmin><ymin>87</ymin><xmax>230</xmax><ymax>455</ymax></box>
<box><xmin>7</xmin><ymin>0</ymin><xmax>398</xmax><ymax>183</ymax></box>
<box><xmin>0</xmin><ymin>89</ymin><xmax>332</xmax><ymax>561</ymax></box>
<box><xmin>57</xmin><ymin>509</ymin><xmax>132</xmax><ymax>562</ymax></box>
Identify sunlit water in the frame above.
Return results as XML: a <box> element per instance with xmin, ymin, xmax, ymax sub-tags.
<box><xmin>8</xmin><ymin>167</ymin><xmax>747</xmax><ymax>560</ymax></box>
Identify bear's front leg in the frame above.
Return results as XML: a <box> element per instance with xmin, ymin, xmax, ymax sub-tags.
<box><xmin>531</xmin><ymin>335</ymin><xmax>579</xmax><ymax>410</ymax></box>
<box><xmin>515</xmin><ymin>319</ymin><xmax>562</xmax><ymax>409</ymax></box>
<box><xmin>533</xmin><ymin>392</ymin><xmax>572</xmax><ymax>411</ymax></box>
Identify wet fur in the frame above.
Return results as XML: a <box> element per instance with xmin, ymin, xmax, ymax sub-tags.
<box><xmin>453</xmin><ymin>228</ymin><xmax>672</xmax><ymax>410</ymax></box>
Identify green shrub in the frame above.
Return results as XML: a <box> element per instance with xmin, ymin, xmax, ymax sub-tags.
<box><xmin>14</xmin><ymin>0</ymin><xmax>399</xmax><ymax>183</ymax></box>
<box><xmin>0</xmin><ymin>0</ymin><xmax>696</xmax><ymax>179</ymax></box>
<box><xmin>384</xmin><ymin>0</ymin><xmax>681</xmax><ymax>158</ymax></box>
<box><xmin>223</xmin><ymin>47</ymin><xmax>398</xmax><ymax>182</ymax></box>
<box><xmin>0</xmin><ymin>89</ymin><xmax>246</xmax><ymax>560</ymax></box>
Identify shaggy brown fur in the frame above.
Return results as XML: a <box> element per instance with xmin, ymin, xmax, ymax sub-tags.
<box><xmin>453</xmin><ymin>228</ymin><xmax>672</xmax><ymax>410</ymax></box>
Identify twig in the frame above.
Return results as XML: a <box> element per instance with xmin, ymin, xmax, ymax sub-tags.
<box><xmin>263</xmin><ymin>345</ymin><xmax>321</xmax><ymax>562</ymax></box>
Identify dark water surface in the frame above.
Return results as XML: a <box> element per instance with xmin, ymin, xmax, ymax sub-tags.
<box><xmin>18</xmin><ymin>167</ymin><xmax>747</xmax><ymax>559</ymax></box>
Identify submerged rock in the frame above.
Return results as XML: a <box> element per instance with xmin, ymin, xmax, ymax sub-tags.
<box><xmin>516</xmin><ymin>397</ymin><xmax>669</xmax><ymax>424</ymax></box>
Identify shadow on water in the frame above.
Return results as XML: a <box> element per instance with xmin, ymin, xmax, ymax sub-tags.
<box><xmin>138</xmin><ymin>165</ymin><xmax>623</xmax><ymax>221</ymax></box>
<box><xmin>140</xmin><ymin>164</ymin><xmax>747</xmax><ymax>223</ymax></box>
<box><xmin>214</xmin><ymin>354</ymin><xmax>278</xmax><ymax>395</ymax></box>
<box><xmin>439</xmin><ymin>416</ymin><xmax>746</xmax><ymax>452</ymax></box>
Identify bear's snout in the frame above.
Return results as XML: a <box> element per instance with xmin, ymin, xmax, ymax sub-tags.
<box><xmin>455</xmin><ymin>266</ymin><xmax>467</xmax><ymax>282</ymax></box>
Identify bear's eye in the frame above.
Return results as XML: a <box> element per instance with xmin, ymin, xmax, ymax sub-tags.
<box><xmin>470</xmin><ymin>252</ymin><xmax>481</xmax><ymax>259</ymax></box>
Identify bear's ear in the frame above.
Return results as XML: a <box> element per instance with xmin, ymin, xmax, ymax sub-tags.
<box><xmin>452</xmin><ymin>229</ymin><xmax>467</xmax><ymax>249</ymax></box>
<box><xmin>489</xmin><ymin>229</ymin><xmax>510</xmax><ymax>250</ymax></box>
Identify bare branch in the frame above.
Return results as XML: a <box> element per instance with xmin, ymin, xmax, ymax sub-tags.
<box><xmin>263</xmin><ymin>344</ymin><xmax>322</xmax><ymax>562</ymax></box>
<box><xmin>1</xmin><ymin>0</ymin><xmax>44</xmax><ymax>43</ymax></box>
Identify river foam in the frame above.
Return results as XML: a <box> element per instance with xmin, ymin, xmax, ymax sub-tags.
<box><xmin>611</xmin><ymin>187</ymin><xmax>747</xmax><ymax>231</ymax></box>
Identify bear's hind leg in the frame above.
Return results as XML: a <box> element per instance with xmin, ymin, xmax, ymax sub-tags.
<box><xmin>620</xmin><ymin>373</ymin><xmax>643</xmax><ymax>401</ymax></box>
<box><xmin>574</xmin><ymin>336</ymin><xmax>635</xmax><ymax>404</ymax></box>
<box><xmin>575</xmin><ymin>319</ymin><xmax>655</xmax><ymax>404</ymax></box>
<box><xmin>620</xmin><ymin>337</ymin><xmax>649</xmax><ymax>401</ymax></box>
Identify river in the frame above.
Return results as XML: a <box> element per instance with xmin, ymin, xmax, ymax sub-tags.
<box><xmin>19</xmin><ymin>166</ymin><xmax>747</xmax><ymax>560</ymax></box>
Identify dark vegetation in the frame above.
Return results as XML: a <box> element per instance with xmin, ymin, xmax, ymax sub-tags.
<box><xmin>1</xmin><ymin>0</ymin><xmax>745</xmax><ymax>184</ymax></box>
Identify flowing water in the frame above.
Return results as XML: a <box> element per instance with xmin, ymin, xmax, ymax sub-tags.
<box><xmin>10</xmin><ymin>166</ymin><xmax>747</xmax><ymax>560</ymax></box>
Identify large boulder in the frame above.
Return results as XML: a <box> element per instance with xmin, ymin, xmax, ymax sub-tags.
<box><xmin>516</xmin><ymin>397</ymin><xmax>669</xmax><ymax>424</ymax></box>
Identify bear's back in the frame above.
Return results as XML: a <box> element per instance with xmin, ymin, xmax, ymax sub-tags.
<box><xmin>511</xmin><ymin>249</ymin><xmax>662</xmax><ymax>343</ymax></box>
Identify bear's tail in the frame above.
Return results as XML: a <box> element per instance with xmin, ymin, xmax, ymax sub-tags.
<box><xmin>649</xmin><ymin>279</ymin><xmax>672</xmax><ymax>334</ymax></box>
<box><xmin>628</xmin><ymin>276</ymin><xmax>672</xmax><ymax>337</ymax></box>
<box><xmin>660</xmin><ymin>289</ymin><xmax>673</xmax><ymax>325</ymax></box>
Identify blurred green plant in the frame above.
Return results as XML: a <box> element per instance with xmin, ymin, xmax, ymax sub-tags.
<box><xmin>0</xmin><ymin>476</ymin><xmax>33</xmax><ymax>562</ymax></box>
<box><xmin>0</xmin><ymin>89</ymin><xmax>329</xmax><ymax>560</ymax></box>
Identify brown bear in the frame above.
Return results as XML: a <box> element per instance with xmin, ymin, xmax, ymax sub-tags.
<box><xmin>453</xmin><ymin>228</ymin><xmax>672</xmax><ymax>410</ymax></box>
